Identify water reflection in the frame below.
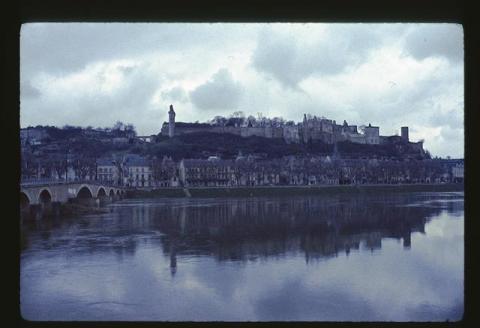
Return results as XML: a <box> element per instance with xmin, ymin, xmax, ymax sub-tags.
<box><xmin>22</xmin><ymin>193</ymin><xmax>459</xmax><ymax>262</ymax></box>
<box><xmin>20</xmin><ymin>192</ymin><xmax>464</xmax><ymax>321</ymax></box>
<box><xmin>161</xmin><ymin>193</ymin><xmax>463</xmax><ymax>265</ymax></box>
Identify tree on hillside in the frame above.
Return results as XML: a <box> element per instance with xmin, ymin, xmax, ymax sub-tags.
<box><xmin>272</xmin><ymin>117</ymin><xmax>285</xmax><ymax>127</ymax></box>
<box><xmin>124</xmin><ymin>123</ymin><xmax>136</xmax><ymax>137</ymax></box>
<box><xmin>246</xmin><ymin>115</ymin><xmax>257</xmax><ymax>126</ymax></box>
<box><xmin>113</xmin><ymin>121</ymin><xmax>125</xmax><ymax>131</ymax></box>
<box><xmin>211</xmin><ymin>115</ymin><xmax>228</xmax><ymax>126</ymax></box>
<box><xmin>227</xmin><ymin>111</ymin><xmax>246</xmax><ymax>127</ymax></box>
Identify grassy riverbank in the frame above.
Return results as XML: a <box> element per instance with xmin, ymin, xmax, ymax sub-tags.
<box><xmin>127</xmin><ymin>183</ymin><xmax>464</xmax><ymax>198</ymax></box>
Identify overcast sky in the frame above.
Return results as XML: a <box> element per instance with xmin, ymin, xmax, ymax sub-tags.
<box><xmin>20</xmin><ymin>23</ymin><xmax>463</xmax><ymax>157</ymax></box>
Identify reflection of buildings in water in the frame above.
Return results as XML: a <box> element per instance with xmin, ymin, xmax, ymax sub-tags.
<box><xmin>170</xmin><ymin>238</ymin><xmax>177</xmax><ymax>276</ymax></box>
<box><xmin>403</xmin><ymin>231</ymin><xmax>411</xmax><ymax>248</ymax></box>
<box><xmin>155</xmin><ymin>195</ymin><xmax>446</xmax><ymax>267</ymax></box>
<box><xmin>21</xmin><ymin>194</ymin><xmax>462</xmax><ymax>268</ymax></box>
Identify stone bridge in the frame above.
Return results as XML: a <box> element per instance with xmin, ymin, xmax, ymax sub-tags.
<box><xmin>20</xmin><ymin>180</ymin><xmax>126</xmax><ymax>207</ymax></box>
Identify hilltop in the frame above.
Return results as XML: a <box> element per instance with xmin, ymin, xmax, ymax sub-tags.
<box><xmin>143</xmin><ymin>131</ymin><xmax>427</xmax><ymax>160</ymax></box>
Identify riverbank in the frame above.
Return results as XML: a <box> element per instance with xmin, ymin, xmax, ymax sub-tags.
<box><xmin>127</xmin><ymin>183</ymin><xmax>464</xmax><ymax>198</ymax></box>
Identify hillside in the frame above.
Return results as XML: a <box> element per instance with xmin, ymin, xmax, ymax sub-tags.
<box><xmin>140</xmin><ymin>132</ymin><xmax>426</xmax><ymax>160</ymax></box>
<box><xmin>24</xmin><ymin>126</ymin><xmax>428</xmax><ymax>161</ymax></box>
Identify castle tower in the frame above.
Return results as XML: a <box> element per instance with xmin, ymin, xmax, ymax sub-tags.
<box><xmin>168</xmin><ymin>104</ymin><xmax>176</xmax><ymax>138</ymax></box>
<box><xmin>302</xmin><ymin>114</ymin><xmax>309</xmax><ymax>143</ymax></box>
<box><xmin>401</xmin><ymin>126</ymin><xmax>409</xmax><ymax>142</ymax></box>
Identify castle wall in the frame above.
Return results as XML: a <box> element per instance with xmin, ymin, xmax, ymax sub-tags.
<box><xmin>272</xmin><ymin>127</ymin><xmax>284</xmax><ymax>139</ymax></box>
<box><xmin>409</xmin><ymin>141</ymin><xmax>424</xmax><ymax>153</ymax></box>
<box><xmin>160</xmin><ymin>111</ymin><xmax>404</xmax><ymax>148</ymax></box>
<box><xmin>223</xmin><ymin>126</ymin><xmax>242</xmax><ymax>136</ymax></box>
<box><xmin>347</xmin><ymin>134</ymin><xmax>367</xmax><ymax>144</ymax></box>
<box><xmin>161</xmin><ymin>124</ymin><xmax>168</xmax><ymax>136</ymax></box>
<box><xmin>379</xmin><ymin>136</ymin><xmax>389</xmax><ymax>144</ymax></box>
<box><xmin>264</xmin><ymin>126</ymin><xmax>273</xmax><ymax>138</ymax></box>
<box><xmin>320</xmin><ymin>121</ymin><xmax>334</xmax><ymax>133</ymax></box>
<box><xmin>364</xmin><ymin>126</ymin><xmax>380</xmax><ymax>145</ymax></box>
<box><xmin>344</xmin><ymin>126</ymin><xmax>358</xmax><ymax>134</ymax></box>
<box><xmin>241</xmin><ymin>127</ymin><xmax>265</xmax><ymax>137</ymax></box>
<box><xmin>283</xmin><ymin>126</ymin><xmax>300</xmax><ymax>144</ymax></box>
<box><xmin>162</xmin><ymin>125</ymin><xmax>217</xmax><ymax>136</ymax></box>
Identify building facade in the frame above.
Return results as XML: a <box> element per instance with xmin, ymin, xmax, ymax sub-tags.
<box><xmin>123</xmin><ymin>154</ymin><xmax>153</xmax><ymax>188</ymax></box>
<box><xmin>97</xmin><ymin>158</ymin><xmax>119</xmax><ymax>184</ymax></box>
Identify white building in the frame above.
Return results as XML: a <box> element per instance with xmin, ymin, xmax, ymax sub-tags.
<box><xmin>452</xmin><ymin>163</ymin><xmax>464</xmax><ymax>182</ymax></box>
<box><xmin>97</xmin><ymin>158</ymin><xmax>120</xmax><ymax>185</ymax></box>
<box><xmin>123</xmin><ymin>154</ymin><xmax>153</xmax><ymax>188</ymax></box>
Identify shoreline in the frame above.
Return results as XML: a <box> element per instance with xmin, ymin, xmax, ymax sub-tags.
<box><xmin>127</xmin><ymin>183</ymin><xmax>464</xmax><ymax>198</ymax></box>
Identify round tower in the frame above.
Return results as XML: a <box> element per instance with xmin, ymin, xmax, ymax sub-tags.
<box><xmin>168</xmin><ymin>104</ymin><xmax>176</xmax><ymax>138</ymax></box>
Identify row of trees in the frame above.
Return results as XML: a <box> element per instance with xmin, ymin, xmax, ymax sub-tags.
<box><xmin>21</xmin><ymin>153</ymin><xmax>98</xmax><ymax>181</ymax></box>
<box><xmin>26</xmin><ymin>121</ymin><xmax>137</xmax><ymax>141</ymax></box>
<box><xmin>209</xmin><ymin>111</ymin><xmax>294</xmax><ymax>128</ymax></box>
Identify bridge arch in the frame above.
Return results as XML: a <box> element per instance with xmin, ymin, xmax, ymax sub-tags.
<box><xmin>20</xmin><ymin>191</ymin><xmax>31</xmax><ymax>209</ymax></box>
<box><xmin>38</xmin><ymin>188</ymin><xmax>52</xmax><ymax>205</ymax></box>
<box><xmin>109</xmin><ymin>189</ymin><xmax>115</xmax><ymax>197</ymax></box>
<box><xmin>116</xmin><ymin>190</ymin><xmax>120</xmax><ymax>195</ymax></box>
<box><xmin>97</xmin><ymin>187</ymin><xmax>107</xmax><ymax>198</ymax></box>
<box><xmin>77</xmin><ymin>185</ymin><xmax>94</xmax><ymax>198</ymax></box>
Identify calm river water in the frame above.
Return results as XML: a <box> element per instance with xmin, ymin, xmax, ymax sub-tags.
<box><xmin>20</xmin><ymin>192</ymin><xmax>464</xmax><ymax>321</ymax></box>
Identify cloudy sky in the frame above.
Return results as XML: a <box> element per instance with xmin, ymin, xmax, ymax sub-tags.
<box><xmin>20</xmin><ymin>23</ymin><xmax>463</xmax><ymax>157</ymax></box>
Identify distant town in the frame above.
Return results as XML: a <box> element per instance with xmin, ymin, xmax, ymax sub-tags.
<box><xmin>20</xmin><ymin>105</ymin><xmax>464</xmax><ymax>188</ymax></box>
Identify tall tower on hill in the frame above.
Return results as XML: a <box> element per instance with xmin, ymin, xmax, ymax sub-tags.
<box><xmin>168</xmin><ymin>104</ymin><xmax>176</xmax><ymax>138</ymax></box>
<box><xmin>401</xmin><ymin>126</ymin><xmax>409</xmax><ymax>142</ymax></box>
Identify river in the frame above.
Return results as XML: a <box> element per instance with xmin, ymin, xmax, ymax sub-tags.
<box><xmin>20</xmin><ymin>191</ymin><xmax>464</xmax><ymax>321</ymax></box>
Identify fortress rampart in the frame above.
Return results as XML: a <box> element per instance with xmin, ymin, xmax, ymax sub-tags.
<box><xmin>160</xmin><ymin>107</ymin><xmax>422</xmax><ymax>153</ymax></box>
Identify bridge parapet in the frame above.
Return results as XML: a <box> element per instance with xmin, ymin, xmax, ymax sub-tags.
<box><xmin>20</xmin><ymin>182</ymin><xmax>124</xmax><ymax>205</ymax></box>
<box><xmin>21</xmin><ymin>179</ymin><xmax>121</xmax><ymax>188</ymax></box>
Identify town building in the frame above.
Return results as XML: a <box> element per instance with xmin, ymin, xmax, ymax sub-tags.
<box><xmin>97</xmin><ymin>158</ymin><xmax>120</xmax><ymax>185</ymax></box>
<box><xmin>452</xmin><ymin>163</ymin><xmax>464</xmax><ymax>183</ymax></box>
<box><xmin>122</xmin><ymin>154</ymin><xmax>153</xmax><ymax>188</ymax></box>
<box><xmin>153</xmin><ymin>156</ymin><xmax>180</xmax><ymax>187</ymax></box>
<box><xmin>179</xmin><ymin>158</ymin><xmax>234</xmax><ymax>187</ymax></box>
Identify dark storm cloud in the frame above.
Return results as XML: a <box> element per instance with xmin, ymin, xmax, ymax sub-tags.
<box><xmin>251</xmin><ymin>24</ymin><xmax>385</xmax><ymax>89</ymax></box>
<box><xmin>20</xmin><ymin>23</ymin><xmax>246</xmax><ymax>77</ymax></box>
<box><xmin>403</xmin><ymin>24</ymin><xmax>463</xmax><ymax>62</ymax></box>
<box><xmin>74</xmin><ymin>64</ymin><xmax>162</xmax><ymax>124</ymax></box>
<box><xmin>251</xmin><ymin>32</ymin><xmax>304</xmax><ymax>89</ymax></box>
<box><xmin>162</xmin><ymin>86</ymin><xmax>189</xmax><ymax>103</ymax></box>
<box><xmin>21</xmin><ymin>62</ymin><xmax>164</xmax><ymax>130</ymax></box>
<box><xmin>189</xmin><ymin>68</ymin><xmax>244</xmax><ymax>111</ymax></box>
